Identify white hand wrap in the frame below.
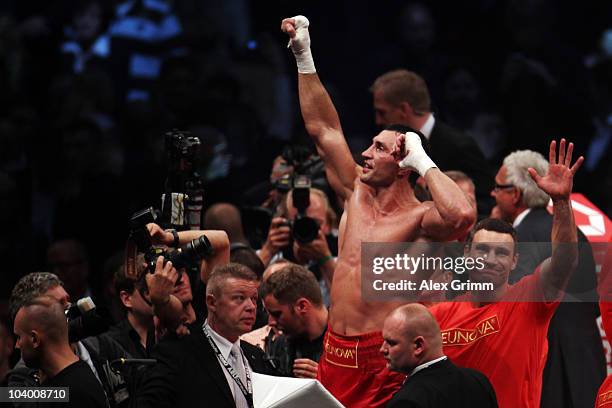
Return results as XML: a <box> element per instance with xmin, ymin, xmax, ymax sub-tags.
<box><xmin>287</xmin><ymin>15</ymin><xmax>316</xmax><ymax>74</ymax></box>
<box><xmin>398</xmin><ymin>132</ymin><xmax>437</xmax><ymax>176</ymax></box>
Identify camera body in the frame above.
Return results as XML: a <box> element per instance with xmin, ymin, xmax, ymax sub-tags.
<box><xmin>128</xmin><ymin>207</ymin><xmax>214</xmax><ymax>281</ymax></box>
<box><xmin>162</xmin><ymin>129</ymin><xmax>204</xmax><ymax>230</ymax></box>
<box><xmin>289</xmin><ymin>175</ymin><xmax>320</xmax><ymax>244</ymax></box>
<box><xmin>65</xmin><ymin>297</ymin><xmax>108</xmax><ymax>343</ymax></box>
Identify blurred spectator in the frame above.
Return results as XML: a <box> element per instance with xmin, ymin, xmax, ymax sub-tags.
<box><xmin>204</xmin><ymin>203</ymin><xmax>250</xmax><ymax>247</ymax></box>
<box><xmin>258</xmin><ymin>188</ymin><xmax>337</xmax><ymax>305</ymax></box>
<box><xmin>59</xmin><ymin>0</ymin><xmax>112</xmax><ymax>75</ymax></box>
<box><xmin>46</xmin><ymin>239</ymin><xmax>92</xmax><ymax>301</ymax></box>
<box><xmin>580</xmin><ymin>58</ymin><xmax>612</xmax><ymax>214</ymax></box>
<box><xmin>108</xmin><ymin>0</ymin><xmax>185</xmax><ymax>103</ymax></box>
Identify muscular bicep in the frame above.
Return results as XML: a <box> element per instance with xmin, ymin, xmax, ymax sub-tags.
<box><xmin>420</xmin><ymin>202</ymin><xmax>468</xmax><ymax>241</ymax></box>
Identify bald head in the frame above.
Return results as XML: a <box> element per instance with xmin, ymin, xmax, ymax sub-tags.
<box><xmin>16</xmin><ymin>296</ymin><xmax>68</xmax><ymax>344</ymax></box>
<box><xmin>391</xmin><ymin>304</ymin><xmax>442</xmax><ymax>351</ymax></box>
<box><xmin>262</xmin><ymin>260</ymin><xmax>291</xmax><ymax>282</ymax></box>
<box><xmin>204</xmin><ymin>203</ymin><xmax>247</xmax><ymax>243</ymax></box>
<box><xmin>381</xmin><ymin>304</ymin><xmax>443</xmax><ymax>373</ymax></box>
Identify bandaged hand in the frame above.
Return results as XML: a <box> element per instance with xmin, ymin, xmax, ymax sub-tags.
<box><xmin>280</xmin><ymin>15</ymin><xmax>316</xmax><ymax>74</ymax></box>
<box><xmin>395</xmin><ymin>132</ymin><xmax>437</xmax><ymax>176</ymax></box>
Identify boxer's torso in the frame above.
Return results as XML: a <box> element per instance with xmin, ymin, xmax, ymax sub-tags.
<box><xmin>329</xmin><ymin>180</ymin><xmax>431</xmax><ymax>335</ymax></box>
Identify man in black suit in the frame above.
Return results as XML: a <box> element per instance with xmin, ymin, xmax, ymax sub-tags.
<box><xmin>370</xmin><ymin>69</ymin><xmax>494</xmax><ymax>215</ymax></box>
<box><xmin>492</xmin><ymin>148</ymin><xmax>606</xmax><ymax>408</ymax></box>
<box><xmin>135</xmin><ymin>263</ymin><xmax>278</xmax><ymax>408</ymax></box>
<box><xmin>381</xmin><ymin>304</ymin><xmax>497</xmax><ymax>408</ymax></box>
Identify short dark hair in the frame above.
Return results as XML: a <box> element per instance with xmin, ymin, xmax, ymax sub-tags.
<box><xmin>230</xmin><ymin>245</ymin><xmax>265</xmax><ymax>279</ymax></box>
<box><xmin>206</xmin><ymin>263</ymin><xmax>258</xmax><ymax>297</ymax></box>
<box><xmin>384</xmin><ymin>124</ymin><xmax>431</xmax><ymax>156</ymax></box>
<box><xmin>10</xmin><ymin>273</ymin><xmax>63</xmax><ymax>319</ymax></box>
<box><xmin>465</xmin><ymin>218</ymin><xmax>517</xmax><ymax>250</ymax></box>
<box><xmin>370</xmin><ymin>69</ymin><xmax>431</xmax><ymax>114</ymax></box>
<box><xmin>260</xmin><ymin>264</ymin><xmax>323</xmax><ymax>307</ymax></box>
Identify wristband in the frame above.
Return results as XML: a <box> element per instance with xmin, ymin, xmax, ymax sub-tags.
<box><xmin>166</xmin><ymin>229</ymin><xmax>180</xmax><ymax>248</ymax></box>
<box><xmin>288</xmin><ymin>15</ymin><xmax>316</xmax><ymax>74</ymax></box>
<box><xmin>318</xmin><ymin>254</ymin><xmax>334</xmax><ymax>267</ymax></box>
<box><xmin>398</xmin><ymin>132</ymin><xmax>437</xmax><ymax>177</ymax></box>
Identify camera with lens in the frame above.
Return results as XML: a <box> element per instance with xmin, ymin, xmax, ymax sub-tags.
<box><xmin>128</xmin><ymin>207</ymin><xmax>214</xmax><ymax>283</ymax></box>
<box><xmin>288</xmin><ymin>175</ymin><xmax>320</xmax><ymax>244</ymax></box>
<box><xmin>161</xmin><ymin>129</ymin><xmax>204</xmax><ymax>230</ymax></box>
<box><xmin>65</xmin><ymin>297</ymin><xmax>109</xmax><ymax>343</ymax></box>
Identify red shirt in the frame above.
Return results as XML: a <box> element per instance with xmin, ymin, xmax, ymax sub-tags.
<box><xmin>430</xmin><ymin>270</ymin><xmax>558</xmax><ymax>408</ymax></box>
<box><xmin>596</xmin><ymin>375</ymin><xmax>612</xmax><ymax>408</ymax></box>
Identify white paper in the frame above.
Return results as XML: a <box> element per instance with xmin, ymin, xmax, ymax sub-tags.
<box><xmin>252</xmin><ymin>372</ymin><xmax>344</xmax><ymax>408</ymax></box>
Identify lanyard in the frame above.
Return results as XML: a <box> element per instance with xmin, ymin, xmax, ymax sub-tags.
<box><xmin>203</xmin><ymin>324</ymin><xmax>254</xmax><ymax>408</ymax></box>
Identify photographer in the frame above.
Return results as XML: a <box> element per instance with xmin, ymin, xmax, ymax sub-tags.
<box><xmin>258</xmin><ymin>188</ymin><xmax>337</xmax><ymax>294</ymax></box>
<box><xmin>129</xmin><ymin>223</ymin><xmax>230</xmax><ymax>335</ymax></box>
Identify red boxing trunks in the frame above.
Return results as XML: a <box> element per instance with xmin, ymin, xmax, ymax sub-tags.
<box><xmin>317</xmin><ymin>329</ymin><xmax>405</xmax><ymax>408</ymax></box>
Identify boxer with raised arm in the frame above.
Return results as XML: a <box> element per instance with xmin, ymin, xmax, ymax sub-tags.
<box><xmin>281</xmin><ymin>16</ymin><xmax>475</xmax><ymax>408</ymax></box>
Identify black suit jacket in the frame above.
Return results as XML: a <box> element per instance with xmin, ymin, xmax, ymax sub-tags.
<box><xmin>135</xmin><ymin>326</ymin><xmax>278</xmax><ymax>408</ymax></box>
<box><xmin>512</xmin><ymin>207</ymin><xmax>606</xmax><ymax>408</ymax></box>
<box><xmin>429</xmin><ymin>121</ymin><xmax>494</xmax><ymax>216</ymax></box>
<box><xmin>387</xmin><ymin>358</ymin><xmax>498</xmax><ymax>408</ymax></box>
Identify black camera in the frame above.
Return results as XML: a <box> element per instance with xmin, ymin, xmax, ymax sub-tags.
<box><xmin>289</xmin><ymin>175</ymin><xmax>320</xmax><ymax>244</ymax></box>
<box><xmin>162</xmin><ymin>129</ymin><xmax>204</xmax><ymax>230</ymax></box>
<box><xmin>65</xmin><ymin>297</ymin><xmax>109</xmax><ymax>343</ymax></box>
<box><xmin>128</xmin><ymin>207</ymin><xmax>214</xmax><ymax>280</ymax></box>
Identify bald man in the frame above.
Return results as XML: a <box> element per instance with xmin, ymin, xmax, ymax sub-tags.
<box><xmin>13</xmin><ymin>296</ymin><xmax>107</xmax><ymax>407</ymax></box>
<box><xmin>381</xmin><ymin>304</ymin><xmax>497</xmax><ymax>408</ymax></box>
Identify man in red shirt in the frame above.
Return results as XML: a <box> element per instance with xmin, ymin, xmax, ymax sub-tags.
<box><xmin>430</xmin><ymin>139</ymin><xmax>583</xmax><ymax>408</ymax></box>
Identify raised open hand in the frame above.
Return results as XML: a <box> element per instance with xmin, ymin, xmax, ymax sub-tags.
<box><xmin>528</xmin><ymin>139</ymin><xmax>584</xmax><ymax>201</ymax></box>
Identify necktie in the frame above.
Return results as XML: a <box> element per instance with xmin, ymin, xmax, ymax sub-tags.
<box><xmin>230</xmin><ymin>343</ymin><xmax>249</xmax><ymax>408</ymax></box>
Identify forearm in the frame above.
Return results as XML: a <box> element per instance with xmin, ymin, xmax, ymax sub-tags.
<box><xmin>258</xmin><ymin>245</ymin><xmax>275</xmax><ymax>267</ymax></box>
<box><xmin>195</xmin><ymin>230</ymin><xmax>229</xmax><ymax>282</ymax></box>
<box><xmin>152</xmin><ymin>295</ymin><xmax>183</xmax><ymax>331</ymax></box>
<box><xmin>550</xmin><ymin>198</ymin><xmax>578</xmax><ymax>287</ymax></box>
<box><xmin>424</xmin><ymin>169</ymin><xmax>475</xmax><ymax>229</ymax></box>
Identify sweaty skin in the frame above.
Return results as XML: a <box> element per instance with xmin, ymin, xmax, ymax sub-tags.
<box><xmin>282</xmin><ymin>17</ymin><xmax>474</xmax><ymax>335</ymax></box>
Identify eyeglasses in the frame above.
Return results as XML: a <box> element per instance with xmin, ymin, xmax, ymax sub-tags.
<box><xmin>493</xmin><ymin>183</ymin><xmax>515</xmax><ymax>191</ymax></box>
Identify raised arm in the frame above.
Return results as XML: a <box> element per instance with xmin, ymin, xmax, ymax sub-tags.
<box><xmin>281</xmin><ymin>16</ymin><xmax>357</xmax><ymax>201</ymax></box>
<box><xmin>146</xmin><ymin>224</ymin><xmax>230</xmax><ymax>283</ymax></box>
<box><xmin>393</xmin><ymin>132</ymin><xmax>475</xmax><ymax>240</ymax></box>
<box><xmin>529</xmin><ymin>139</ymin><xmax>583</xmax><ymax>301</ymax></box>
